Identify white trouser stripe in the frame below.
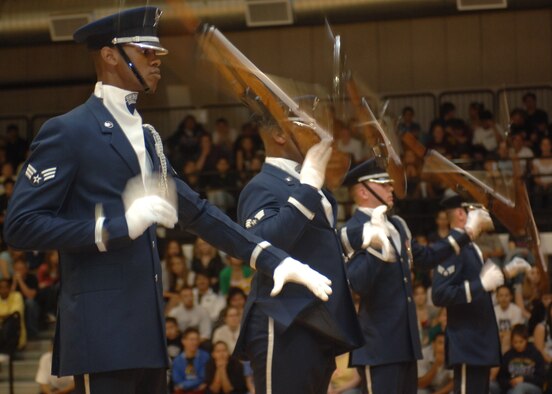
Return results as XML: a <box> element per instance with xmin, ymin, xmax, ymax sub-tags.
<box><xmin>84</xmin><ymin>373</ymin><xmax>91</xmax><ymax>394</ymax></box>
<box><xmin>365</xmin><ymin>365</ymin><xmax>373</xmax><ymax>394</ymax></box>
<box><xmin>267</xmin><ymin>317</ymin><xmax>275</xmax><ymax>394</ymax></box>
<box><xmin>461</xmin><ymin>364</ymin><xmax>466</xmax><ymax>394</ymax></box>
<box><xmin>95</xmin><ymin>217</ymin><xmax>106</xmax><ymax>252</ymax></box>
<box><xmin>464</xmin><ymin>280</ymin><xmax>472</xmax><ymax>303</ymax></box>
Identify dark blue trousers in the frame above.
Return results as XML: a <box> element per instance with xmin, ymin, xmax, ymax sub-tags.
<box><xmin>453</xmin><ymin>364</ymin><xmax>490</xmax><ymax>394</ymax></box>
<box><xmin>243</xmin><ymin>306</ymin><xmax>337</xmax><ymax>394</ymax></box>
<box><xmin>74</xmin><ymin>368</ymin><xmax>167</xmax><ymax>394</ymax></box>
<box><xmin>360</xmin><ymin>361</ymin><xmax>417</xmax><ymax>394</ymax></box>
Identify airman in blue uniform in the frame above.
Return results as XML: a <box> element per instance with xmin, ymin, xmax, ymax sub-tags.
<box><xmin>236</xmin><ymin>126</ymin><xmax>363</xmax><ymax>394</ymax></box>
<box><xmin>432</xmin><ymin>194</ymin><xmax>503</xmax><ymax>394</ymax></box>
<box><xmin>4</xmin><ymin>7</ymin><xmax>331</xmax><ymax>394</ymax></box>
<box><xmin>340</xmin><ymin>160</ymin><xmax>490</xmax><ymax>394</ymax></box>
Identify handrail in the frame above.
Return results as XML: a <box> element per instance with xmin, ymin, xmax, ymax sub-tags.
<box><xmin>8</xmin><ymin>83</ymin><xmax>550</xmax><ymax>135</ymax></box>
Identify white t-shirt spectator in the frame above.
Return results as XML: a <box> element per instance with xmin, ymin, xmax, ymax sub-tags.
<box><xmin>494</xmin><ymin>303</ymin><xmax>524</xmax><ymax>332</ymax></box>
<box><xmin>472</xmin><ymin>125</ymin><xmax>503</xmax><ymax>152</ymax></box>
<box><xmin>36</xmin><ymin>351</ymin><xmax>74</xmax><ymax>391</ymax></box>
<box><xmin>337</xmin><ymin>138</ymin><xmax>364</xmax><ymax>163</ymax></box>
<box><xmin>417</xmin><ymin>346</ymin><xmax>453</xmax><ymax>394</ymax></box>
<box><xmin>212</xmin><ymin>324</ymin><xmax>241</xmax><ymax>354</ymax></box>
<box><xmin>192</xmin><ymin>288</ymin><xmax>226</xmax><ymax>322</ymax></box>
<box><xmin>168</xmin><ymin>304</ymin><xmax>212</xmax><ymax>339</ymax></box>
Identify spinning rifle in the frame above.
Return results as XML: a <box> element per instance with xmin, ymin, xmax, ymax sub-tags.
<box><xmin>402</xmin><ymin>131</ymin><xmax>547</xmax><ymax>291</ymax></box>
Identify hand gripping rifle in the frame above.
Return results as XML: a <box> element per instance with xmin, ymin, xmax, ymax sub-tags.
<box><xmin>195</xmin><ymin>24</ymin><xmax>350</xmax><ymax>189</ymax></box>
<box><xmin>402</xmin><ymin>131</ymin><xmax>548</xmax><ymax>291</ymax></box>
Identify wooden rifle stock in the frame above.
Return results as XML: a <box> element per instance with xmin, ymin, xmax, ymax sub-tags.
<box><xmin>346</xmin><ymin>79</ymin><xmax>407</xmax><ymax>198</ymax></box>
<box><xmin>402</xmin><ymin>131</ymin><xmax>548</xmax><ymax>291</ymax></box>
<box><xmin>198</xmin><ymin>26</ymin><xmax>350</xmax><ymax>189</ymax></box>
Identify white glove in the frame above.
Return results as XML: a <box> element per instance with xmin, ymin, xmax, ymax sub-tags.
<box><xmin>465</xmin><ymin>208</ymin><xmax>494</xmax><ymax>240</ymax></box>
<box><xmin>362</xmin><ymin>205</ymin><xmax>395</xmax><ymax>262</ymax></box>
<box><xmin>362</xmin><ymin>205</ymin><xmax>396</xmax><ymax>263</ymax></box>
<box><xmin>503</xmin><ymin>257</ymin><xmax>532</xmax><ymax>279</ymax></box>
<box><xmin>125</xmin><ymin>195</ymin><xmax>178</xmax><ymax>239</ymax></box>
<box><xmin>271</xmin><ymin>257</ymin><xmax>333</xmax><ymax>301</ymax></box>
<box><xmin>371</xmin><ymin>205</ymin><xmax>389</xmax><ymax>234</ymax></box>
<box><xmin>299</xmin><ymin>139</ymin><xmax>333</xmax><ymax>190</ymax></box>
<box><xmin>479</xmin><ymin>260</ymin><xmax>504</xmax><ymax>292</ymax></box>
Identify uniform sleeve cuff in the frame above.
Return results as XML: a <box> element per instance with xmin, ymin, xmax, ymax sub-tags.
<box><xmin>250</xmin><ymin>241</ymin><xmax>272</xmax><ymax>270</ymax></box>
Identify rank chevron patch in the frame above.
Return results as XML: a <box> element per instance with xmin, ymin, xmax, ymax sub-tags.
<box><xmin>437</xmin><ymin>264</ymin><xmax>455</xmax><ymax>277</ymax></box>
<box><xmin>25</xmin><ymin>164</ymin><xmax>57</xmax><ymax>186</ymax></box>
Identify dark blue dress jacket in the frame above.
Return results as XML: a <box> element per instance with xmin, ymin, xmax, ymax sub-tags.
<box><xmin>342</xmin><ymin>209</ymin><xmax>470</xmax><ymax>366</ymax></box>
<box><xmin>432</xmin><ymin>237</ymin><xmax>501</xmax><ymax>367</ymax></box>
<box><xmin>4</xmin><ymin>95</ymin><xmax>288</xmax><ymax>376</ymax></box>
<box><xmin>236</xmin><ymin>163</ymin><xmax>363</xmax><ymax>356</ymax></box>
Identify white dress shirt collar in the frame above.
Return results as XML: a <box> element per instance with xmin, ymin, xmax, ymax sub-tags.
<box><xmin>265</xmin><ymin>157</ymin><xmax>301</xmax><ymax>179</ymax></box>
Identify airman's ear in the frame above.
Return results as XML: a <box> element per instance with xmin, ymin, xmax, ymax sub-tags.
<box><xmin>260</xmin><ymin>124</ymin><xmax>286</xmax><ymax>145</ymax></box>
<box><xmin>271</xmin><ymin>130</ymin><xmax>287</xmax><ymax>145</ymax></box>
<box><xmin>100</xmin><ymin>46</ymin><xmax>118</xmax><ymax>66</ymax></box>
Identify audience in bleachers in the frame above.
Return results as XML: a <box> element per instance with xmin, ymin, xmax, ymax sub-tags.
<box><xmin>35</xmin><ymin>345</ymin><xmax>75</xmax><ymax>394</ymax></box>
<box><xmin>11</xmin><ymin>257</ymin><xmax>39</xmax><ymax>339</ymax></box>
<box><xmin>218</xmin><ymin>257</ymin><xmax>252</xmax><ymax>297</ymax></box>
<box><xmin>492</xmin><ymin>324</ymin><xmax>545</xmax><ymax>394</ymax></box>
<box><xmin>427</xmin><ymin>210</ymin><xmax>449</xmax><ymax>244</ymax></box>
<box><xmin>192</xmin><ymin>273</ymin><xmax>226</xmax><ymax>324</ymax></box>
<box><xmin>0</xmin><ymin>91</ymin><xmax>550</xmax><ymax>393</ymax></box>
<box><xmin>172</xmin><ymin>327</ymin><xmax>210</xmax><ymax>394</ymax></box>
<box><xmin>414</xmin><ymin>283</ymin><xmax>439</xmax><ymax>348</ymax></box>
<box><xmin>0</xmin><ymin>278</ymin><xmax>25</xmax><ymax>350</ymax></box>
<box><xmin>398</xmin><ymin>106</ymin><xmax>422</xmax><ymax>138</ymax></box>
<box><xmin>191</xmin><ymin>238</ymin><xmax>225</xmax><ymax>293</ymax></box>
<box><xmin>212</xmin><ymin>306</ymin><xmax>240</xmax><ymax>354</ymax></box>
<box><xmin>523</xmin><ymin>92</ymin><xmax>549</xmax><ymax>135</ymax></box>
<box><xmin>476</xmin><ymin>231</ymin><xmax>506</xmax><ymax>266</ymax></box>
<box><xmin>533</xmin><ymin>303</ymin><xmax>552</xmax><ymax>365</ymax></box>
<box><xmin>467</xmin><ymin>101</ymin><xmax>484</xmax><ymax>132</ymax></box>
<box><xmin>0</xmin><ymin>246</ymin><xmax>23</xmax><ymax>280</ymax></box>
<box><xmin>168</xmin><ymin>287</ymin><xmax>212</xmax><ymax>341</ymax></box>
<box><xmin>417</xmin><ymin>332</ymin><xmax>453</xmax><ymax>394</ymax></box>
<box><xmin>204</xmin><ymin>341</ymin><xmax>250</xmax><ymax>394</ymax></box>
<box><xmin>162</xmin><ymin>239</ymin><xmax>187</xmax><ymax>295</ymax></box>
<box><xmin>166</xmin><ymin>115</ymin><xmax>207</xmax><ymax>172</ymax></box>
<box><xmin>472</xmin><ymin>110</ymin><xmax>503</xmax><ymax>154</ymax></box>
<box><xmin>427</xmin><ymin>123</ymin><xmax>453</xmax><ymax>158</ymax></box>
<box><xmin>165</xmin><ymin>256</ymin><xmax>195</xmax><ymax>312</ymax></box>
<box><xmin>327</xmin><ymin>352</ymin><xmax>361</xmax><ymax>394</ymax></box>
<box><xmin>495</xmin><ymin>285</ymin><xmax>525</xmax><ymax>354</ymax></box>
<box><xmin>206</xmin><ymin>157</ymin><xmax>239</xmax><ymax>214</ymax></box>
<box><xmin>4</xmin><ymin>124</ymin><xmax>28</xmax><ymax>171</ymax></box>
<box><xmin>212</xmin><ymin>118</ymin><xmax>238</xmax><ymax>162</ymax></box>
<box><xmin>337</xmin><ymin>123</ymin><xmax>365</xmax><ymax>165</ymax></box>
<box><xmin>36</xmin><ymin>250</ymin><xmax>59</xmax><ymax>325</ymax></box>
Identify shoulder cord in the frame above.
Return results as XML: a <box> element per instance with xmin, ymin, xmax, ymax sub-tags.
<box><xmin>143</xmin><ymin>123</ymin><xmax>168</xmax><ymax>197</ymax></box>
